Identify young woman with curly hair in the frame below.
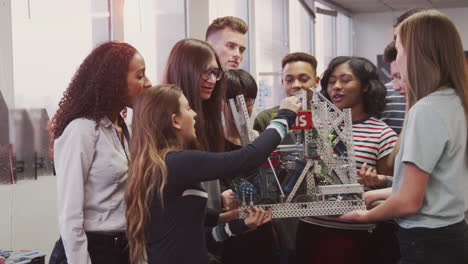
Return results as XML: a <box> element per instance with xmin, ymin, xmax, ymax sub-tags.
<box><xmin>48</xmin><ymin>41</ymin><xmax>152</xmax><ymax>264</ymax></box>
<box><xmin>296</xmin><ymin>57</ymin><xmax>398</xmax><ymax>264</ymax></box>
<box><xmin>320</xmin><ymin>56</ymin><xmax>398</xmax><ymax>175</ymax></box>
<box><xmin>125</xmin><ymin>85</ymin><xmax>300</xmax><ymax>264</ymax></box>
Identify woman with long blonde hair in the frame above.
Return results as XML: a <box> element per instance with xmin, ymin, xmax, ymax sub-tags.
<box><xmin>341</xmin><ymin>9</ymin><xmax>468</xmax><ymax>263</ymax></box>
<box><xmin>125</xmin><ymin>85</ymin><xmax>300</xmax><ymax>264</ymax></box>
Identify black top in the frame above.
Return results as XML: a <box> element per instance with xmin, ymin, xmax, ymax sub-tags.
<box><xmin>147</xmin><ymin>109</ymin><xmax>296</xmax><ymax>264</ymax></box>
<box><xmin>220</xmin><ymin>139</ymin><xmax>259</xmax><ymax>188</ymax></box>
<box><xmin>220</xmin><ymin>140</ymin><xmax>277</xmax><ymax>264</ymax></box>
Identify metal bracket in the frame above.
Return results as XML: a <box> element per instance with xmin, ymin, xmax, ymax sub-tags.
<box><xmin>235</xmin><ymin>87</ymin><xmax>365</xmax><ymax>219</ymax></box>
<box><xmin>239</xmin><ymin>200</ymin><xmax>366</xmax><ymax>219</ymax></box>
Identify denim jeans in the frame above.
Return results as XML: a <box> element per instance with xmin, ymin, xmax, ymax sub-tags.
<box><xmin>397</xmin><ymin>220</ymin><xmax>468</xmax><ymax>264</ymax></box>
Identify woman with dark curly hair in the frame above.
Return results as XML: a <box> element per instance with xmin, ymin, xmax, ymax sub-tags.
<box><xmin>320</xmin><ymin>56</ymin><xmax>397</xmax><ymax>175</ymax></box>
<box><xmin>48</xmin><ymin>41</ymin><xmax>151</xmax><ymax>264</ymax></box>
<box><xmin>296</xmin><ymin>56</ymin><xmax>398</xmax><ymax>264</ymax></box>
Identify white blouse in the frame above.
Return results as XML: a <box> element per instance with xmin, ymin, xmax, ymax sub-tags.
<box><xmin>54</xmin><ymin>117</ymin><xmax>130</xmax><ymax>264</ymax></box>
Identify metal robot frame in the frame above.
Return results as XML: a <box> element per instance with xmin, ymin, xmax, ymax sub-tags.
<box><xmin>228</xmin><ymin>89</ymin><xmax>366</xmax><ymax>219</ymax></box>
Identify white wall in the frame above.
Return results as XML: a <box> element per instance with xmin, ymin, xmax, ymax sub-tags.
<box><xmin>123</xmin><ymin>0</ymin><xmax>157</xmax><ymax>83</ymax></box>
<box><xmin>0</xmin><ymin>0</ymin><xmax>14</xmax><ymax>109</ymax></box>
<box><xmin>187</xmin><ymin>0</ymin><xmax>210</xmax><ymax>40</ymax></box>
<box><xmin>11</xmin><ymin>0</ymin><xmax>93</xmax><ymax>117</ymax></box>
<box><xmin>353</xmin><ymin>7</ymin><xmax>468</xmax><ymax>65</ymax></box>
<box><xmin>0</xmin><ymin>177</ymin><xmax>58</xmax><ymax>257</ymax></box>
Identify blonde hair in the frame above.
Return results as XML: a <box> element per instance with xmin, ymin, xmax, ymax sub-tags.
<box><xmin>125</xmin><ymin>85</ymin><xmax>184</xmax><ymax>263</ymax></box>
<box><xmin>396</xmin><ymin>9</ymin><xmax>468</xmax><ymax>147</ymax></box>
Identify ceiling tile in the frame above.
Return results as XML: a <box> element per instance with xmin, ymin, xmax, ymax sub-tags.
<box><xmin>383</xmin><ymin>0</ymin><xmax>429</xmax><ymax>3</ymax></box>
<box><xmin>388</xmin><ymin>3</ymin><xmax>433</xmax><ymax>9</ymax></box>
<box><xmin>429</xmin><ymin>0</ymin><xmax>467</xmax><ymax>2</ymax></box>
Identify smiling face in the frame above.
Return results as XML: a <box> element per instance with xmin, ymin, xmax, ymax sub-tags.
<box><xmin>207</xmin><ymin>28</ymin><xmax>246</xmax><ymax>70</ymax></box>
<box><xmin>326</xmin><ymin>62</ymin><xmax>367</xmax><ymax>119</ymax></box>
<box><xmin>125</xmin><ymin>52</ymin><xmax>152</xmax><ymax>108</ymax></box>
<box><xmin>172</xmin><ymin>94</ymin><xmax>198</xmax><ymax>144</ymax></box>
<box><xmin>282</xmin><ymin>61</ymin><xmax>320</xmax><ymax>101</ymax></box>
<box><xmin>199</xmin><ymin>55</ymin><xmax>220</xmax><ymax>100</ymax></box>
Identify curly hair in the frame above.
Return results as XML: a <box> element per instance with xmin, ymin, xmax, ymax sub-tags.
<box><xmin>321</xmin><ymin>56</ymin><xmax>387</xmax><ymax>117</ymax></box>
<box><xmin>48</xmin><ymin>41</ymin><xmax>137</xmax><ymax>144</ymax></box>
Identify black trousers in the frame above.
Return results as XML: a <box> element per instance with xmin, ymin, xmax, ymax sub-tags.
<box><xmin>296</xmin><ymin>221</ymin><xmax>373</xmax><ymax>264</ymax></box>
<box><xmin>397</xmin><ymin>220</ymin><xmax>468</xmax><ymax>264</ymax></box>
<box><xmin>296</xmin><ymin>220</ymin><xmax>400</xmax><ymax>264</ymax></box>
<box><xmin>49</xmin><ymin>233</ymin><xmax>130</xmax><ymax>264</ymax></box>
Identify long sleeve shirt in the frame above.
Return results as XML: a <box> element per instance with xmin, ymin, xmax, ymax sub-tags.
<box><xmin>54</xmin><ymin>117</ymin><xmax>130</xmax><ymax>264</ymax></box>
<box><xmin>147</xmin><ymin>109</ymin><xmax>296</xmax><ymax>264</ymax></box>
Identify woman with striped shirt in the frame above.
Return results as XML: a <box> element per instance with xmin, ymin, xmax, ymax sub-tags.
<box><xmin>322</xmin><ymin>56</ymin><xmax>398</xmax><ymax>176</ymax></box>
<box><xmin>296</xmin><ymin>56</ymin><xmax>398</xmax><ymax>264</ymax></box>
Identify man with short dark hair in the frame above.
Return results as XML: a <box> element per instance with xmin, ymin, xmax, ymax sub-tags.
<box><xmin>379</xmin><ymin>8</ymin><xmax>428</xmax><ymax>135</ymax></box>
<box><xmin>254</xmin><ymin>52</ymin><xmax>320</xmax><ymax>139</ymax></box>
<box><xmin>251</xmin><ymin>52</ymin><xmax>320</xmax><ymax>262</ymax></box>
<box><xmin>206</xmin><ymin>16</ymin><xmax>248</xmax><ymax>70</ymax></box>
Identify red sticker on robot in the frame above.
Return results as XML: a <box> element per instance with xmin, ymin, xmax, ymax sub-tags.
<box><xmin>291</xmin><ymin>110</ymin><xmax>312</xmax><ymax>130</ymax></box>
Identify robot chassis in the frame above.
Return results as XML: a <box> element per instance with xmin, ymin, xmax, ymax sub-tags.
<box><xmin>228</xmin><ymin>89</ymin><xmax>366</xmax><ymax>219</ymax></box>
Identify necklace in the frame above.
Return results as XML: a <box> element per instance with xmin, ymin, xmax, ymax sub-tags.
<box><xmin>112</xmin><ymin>119</ymin><xmax>130</xmax><ymax>162</ymax></box>
<box><xmin>113</xmin><ymin>122</ymin><xmax>124</xmax><ymax>143</ymax></box>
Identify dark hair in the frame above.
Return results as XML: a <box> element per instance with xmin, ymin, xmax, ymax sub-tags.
<box><xmin>224</xmin><ymin>69</ymin><xmax>258</xmax><ymax>101</ymax></box>
<box><xmin>395</xmin><ymin>8</ymin><xmax>428</xmax><ymax>27</ymax></box>
<box><xmin>321</xmin><ymin>56</ymin><xmax>386</xmax><ymax>116</ymax></box>
<box><xmin>49</xmin><ymin>41</ymin><xmax>137</xmax><ymax>142</ymax></box>
<box><xmin>281</xmin><ymin>52</ymin><xmax>318</xmax><ymax>74</ymax></box>
<box><xmin>383</xmin><ymin>41</ymin><xmax>397</xmax><ymax>63</ymax></box>
<box><xmin>206</xmin><ymin>16</ymin><xmax>248</xmax><ymax>40</ymax></box>
<box><xmin>164</xmin><ymin>39</ymin><xmax>225</xmax><ymax>152</ymax></box>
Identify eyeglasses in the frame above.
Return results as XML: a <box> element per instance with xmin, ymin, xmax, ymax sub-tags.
<box><xmin>201</xmin><ymin>68</ymin><xmax>223</xmax><ymax>81</ymax></box>
<box><xmin>226</xmin><ymin>97</ymin><xmax>255</xmax><ymax>107</ymax></box>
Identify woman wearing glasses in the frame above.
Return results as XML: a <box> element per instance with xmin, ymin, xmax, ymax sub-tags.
<box><xmin>160</xmin><ymin>39</ymin><xmax>239</xmax><ymax>229</ymax></box>
<box><xmin>163</xmin><ymin>38</ymin><xmax>225</xmax><ymax>153</ymax></box>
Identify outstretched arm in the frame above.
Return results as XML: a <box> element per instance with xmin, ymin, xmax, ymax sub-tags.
<box><xmin>341</xmin><ymin>162</ymin><xmax>429</xmax><ymax>222</ymax></box>
<box><xmin>166</xmin><ymin>97</ymin><xmax>300</xmax><ymax>185</ymax></box>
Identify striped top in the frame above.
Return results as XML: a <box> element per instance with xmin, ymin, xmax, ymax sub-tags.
<box><xmin>352</xmin><ymin>116</ymin><xmax>398</xmax><ymax>170</ymax></box>
<box><xmin>380</xmin><ymin>82</ymin><xmax>406</xmax><ymax>135</ymax></box>
<box><xmin>300</xmin><ymin>117</ymin><xmax>397</xmax><ymax>230</ymax></box>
